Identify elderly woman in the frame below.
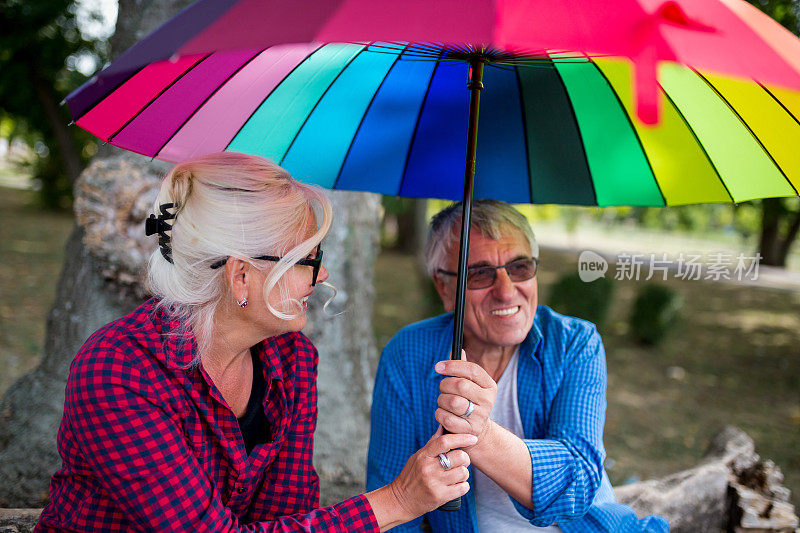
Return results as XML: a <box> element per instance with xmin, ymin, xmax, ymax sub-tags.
<box><xmin>36</xmin><ymin>153</ymin><xmax>475</xmax><ymax>532</ymax></box>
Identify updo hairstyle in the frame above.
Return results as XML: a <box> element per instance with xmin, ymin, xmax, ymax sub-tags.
<box><xmin>146</xmin><ymin>152</ymin><xmax>332</xmax><ymax>362</ymax></box>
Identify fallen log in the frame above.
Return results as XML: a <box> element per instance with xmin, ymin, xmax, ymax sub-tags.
<box><xmin>616</xmin><ymin>426</ymin><xmax>798</xmax><ymax>533</ymax></box>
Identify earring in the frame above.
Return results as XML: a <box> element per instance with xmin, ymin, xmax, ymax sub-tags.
<box><xmin>236</xmin><ymin>298</ymin><xmax>248</xmax><ymax>308</ymax></box>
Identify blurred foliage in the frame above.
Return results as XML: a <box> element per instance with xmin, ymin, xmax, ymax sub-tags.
<box><xmin>630</xmin><ymin>284</ymin><xmax>683</xmax><ymax>346</ymax></box>
<box><xmin>547</xmin><ymin>271</ymin><xmax>615</xmax><ymax>331</ymax></box>
<box><xmin>746</xmin><ymin>0</ymin><xmax>800</xmax><ymax>32</ymax></box>
<box><xmin>0</xmin><ymin>0</ymin><xmax>106</xmax><ymax>208</ymax></box>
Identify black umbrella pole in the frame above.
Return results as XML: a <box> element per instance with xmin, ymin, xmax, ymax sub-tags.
<box><xmin>439</xmin><ymin>58</ymin><xmax>484</xmax><ymax>513</ymax></box>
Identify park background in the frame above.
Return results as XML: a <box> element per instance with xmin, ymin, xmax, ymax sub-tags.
<box><xmin>0</xmin><ymin>0</ymin><xmax>798</xmax><ymax>524</ymax></box>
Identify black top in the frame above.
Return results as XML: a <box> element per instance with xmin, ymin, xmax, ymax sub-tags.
<box><xmin>237</xmin><ymin>348</ymin><xmax>270</xmax><ymax>454</ymax></box>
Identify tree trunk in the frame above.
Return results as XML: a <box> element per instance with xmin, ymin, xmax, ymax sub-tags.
<box><xmin>759</xmin><ymin>199</ymin><xmax>783</xmax><ymax>266</ymax></box>
<box><xmin>758</xmin><ymin>198</ymin><xmax>800</xmax><ymax>268</ymax></box>
<box><xmin>30</xmin><ymin>70</ymin><xmax>83</xmax><ymax>186</ymax></box>
<box><xmin>394</xmin><ymin>198</ymin><xmax>429</xmax><ymax>255</ymax></box>
<box><xmin>778</xmin><ymin>209</ymin><xmax>800</xmax><ymax>266</ymax></box>
<box><xmin>303</xmin><ymin>191</ymin><xmax>382</xmax><ymax>505</ymax></box>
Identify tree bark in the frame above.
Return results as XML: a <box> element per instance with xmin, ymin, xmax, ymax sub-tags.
<box><xmin>303</xmin><ymin>191</ymin><xmax>382</xmax><ymax>505</ymax></box>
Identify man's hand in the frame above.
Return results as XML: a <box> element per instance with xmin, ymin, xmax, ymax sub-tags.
<box><xmin>434</xmin><ymin>354</ymin><xmax>534</xmax><ymax>510</ymax></box>
<box><xmin>434</xmin><ymin>353</ymin><xmax>498</xmax><ymax>452</ymax></box>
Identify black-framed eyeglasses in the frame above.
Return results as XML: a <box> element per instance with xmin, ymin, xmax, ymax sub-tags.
<box><xmin>437</xmin><ymin>257</ymin><xmax>538</xmax><ymax>290</ymax></box>
<box><xmin>210</xmin><ymin>245</ymin><xmax>324</xmax><ymax>286</ymax></box>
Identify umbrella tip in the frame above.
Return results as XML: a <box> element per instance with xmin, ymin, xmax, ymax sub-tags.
<box><xmin>68</xmin><ymin>121</ymin><xmax>75</xmax><ymax>127</ymax></box>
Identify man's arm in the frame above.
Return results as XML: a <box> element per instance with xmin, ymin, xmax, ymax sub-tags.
<box><xmin>436</xmin><ymin>328</ymin><xmax>606</xmax><ymax>526</ymax></box>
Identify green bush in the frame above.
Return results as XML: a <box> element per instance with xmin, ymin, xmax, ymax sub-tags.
<box><xmin>547</xmin><ymin>272</ymin><xmax>614</xmax><ymax>331</ymax></box>
<box><xmin>630</xmin><ymin>284</ymin><xmax>683</xmax><ymax>346</ymax></box>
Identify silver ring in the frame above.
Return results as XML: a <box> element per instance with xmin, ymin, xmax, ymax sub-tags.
<box><xmin>438</xmin><ymin>453</ymin><xmax>451</xmax><ymax>470</ymax></box>
<box><xmin>462</xmin><ymin>400</ymin><xmax>475</xmax><ymax>419</ymax></box>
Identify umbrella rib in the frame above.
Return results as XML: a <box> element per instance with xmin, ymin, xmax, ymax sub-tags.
<box><xmin>397</xmin><ymin>54</ymin><xmax>445</xmax><ymax>197</ymax></box>
<box><xmin>278</xmin><ymin>44</ymin><xmax>368</xmax><ymax>166</ymax></box>
<box><xmin>660</xmin><ymin>83</ymin><xmax>734</xmax><ymax>204</ymax></box>
<box><xmin>68</xmin><ymin>65</ymin><xmax>148</xmax><ymax>126</ymax></box>
<box><xmin>694</xmin><ymin>69</ymin><xmax>799</xmax><ymax>197</ymax></box>
<box><xmin>331</xmin><ymin>51</ymin><xmax>404</xmax><ymax>191</ymax></box>
<box><xmin>761</xmin><ymin>83</ymin><xmax>800</xmax><ymax>127</ymax></box>
<box><xmin>550</xmin><ymin>58</ymin><xmax>598</xmax><ymax>206</ymax></box>
<box><xmin>222</xmin><ymin>44</ymin><xmax>325</xmax><ymax>153</ymax></box>
<box><xmin>406</xmin><ymin>42</ymin><xmax>448</xmax><ymax>56</ymax></box>
<box><xmin>107</xmin><ymin>54</ymin><xmax>211</xmax><ymax>145</ymax></box>
<box><xmin>591</xmin><ymin>59</ymin><xmax>666</xmax><ymax>207</ymax></box>
<box><xmin>513</xmin><ymin>65</ymin><xmax>534</xmax><ymax>204</ymax></box>
<box><xmin>153</xmin><ymin>49</ymin><xmax>263</xmax><ymax>160</ymax></box>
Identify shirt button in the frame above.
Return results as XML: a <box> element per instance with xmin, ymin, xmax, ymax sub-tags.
<box><xmin>236</xmin><ymin>486</ymin><xmax>246</xmax><ymax>494</ymax></box>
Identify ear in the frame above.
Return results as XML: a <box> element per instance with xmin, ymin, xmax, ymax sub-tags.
<box><xmin>224</xmin><ymin>257</ymin><xmax>251</xmax><ymax>304</ymax></box>
<box><xmin>433</xmin><ymin>273</ymin><xmax>455</xmax><ymax>313</ymax></box>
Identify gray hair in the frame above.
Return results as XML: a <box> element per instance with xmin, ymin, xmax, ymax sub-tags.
<box><xmin>424</xmin><ymin>199</ymin><xmax>538</xmax><ymax>278</ymax></box>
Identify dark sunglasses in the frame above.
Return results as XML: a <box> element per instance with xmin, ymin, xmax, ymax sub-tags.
<box><xmin>210</xmin><ymin>245</ymin><xmax>324</xmax><ymax>286</ymax></box>
<box><xmin>437</xmin><ymin>257</ymin><xmax>538</xmax><ymax>290</ymax></box>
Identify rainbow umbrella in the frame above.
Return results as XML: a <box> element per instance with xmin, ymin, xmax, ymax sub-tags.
<box><xmin>65</xmin><ymin>0</ymin><xmax>800</xmax><ymax>210</ymax></box>
<box><xmin>65</xmin><ymin>5</ymin><xmax>800</xmax><ymax>497</ymax></box>
<box><xmin>69</xmin><ymin>42</ymin><xmax>800</xmax><ymax>207</ymax></box>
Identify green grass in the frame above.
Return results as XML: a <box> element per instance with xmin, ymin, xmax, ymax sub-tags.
<box><xmin>0</xmin><ymin>187</ymin><xmax>73</xmax><ymax>396</ymax></box>
<box><xmin>374</xmin><ymin>249</ymin><xmax>800</xmax><ymax>510</ymax></box>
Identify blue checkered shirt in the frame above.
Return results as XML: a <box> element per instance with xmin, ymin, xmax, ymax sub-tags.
<box><xmin>367</xmin><ymin>306</ymin><xmax>668</xmax><ymax>532</ymax></box>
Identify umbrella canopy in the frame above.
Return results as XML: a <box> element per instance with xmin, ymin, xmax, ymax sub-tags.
<box><xmin>69</xmin><ymin>42</ymin><xmax>800</xmax><ymax>206</ymax></box>
<box><xmin>68</xmin><ymin>0</ymin><xmax>800</xmax><ymax>125</ymax></box>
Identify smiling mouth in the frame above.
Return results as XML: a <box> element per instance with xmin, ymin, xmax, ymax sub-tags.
<box><xmin>490</xmin><ymin>306</ymin><xmax>520</xmax><ymax>316</ymax></box>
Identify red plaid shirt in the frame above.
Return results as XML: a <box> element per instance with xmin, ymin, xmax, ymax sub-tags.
<box><xmin>36</xmin><ymin>299</ymin><xmax>378</xmax><ymax>532</ymax></box>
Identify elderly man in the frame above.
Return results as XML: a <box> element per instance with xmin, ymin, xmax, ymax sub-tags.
<box><xmin>366</xmin><ymin>200</ymin><xmax>667</xmax><ymax>532</ymax></box>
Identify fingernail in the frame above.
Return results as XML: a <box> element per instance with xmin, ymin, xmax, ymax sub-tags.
<box><xmin>468</xmin><ymin>435</ymin><xmax>478</xmax><ymax>444</ymax></box>
<box><xmin>435</xmin><ymin>362</ymin><xmax>445</xmax><ymax>372</ymax></box>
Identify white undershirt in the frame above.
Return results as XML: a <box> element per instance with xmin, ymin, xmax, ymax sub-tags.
<box><xmin>474</xmin><ymin>348</ymin><xmax>562</xmax><ymax>532</ymax></box>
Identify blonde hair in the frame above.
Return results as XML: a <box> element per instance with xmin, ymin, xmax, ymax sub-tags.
<box><xmin>146</xmin><ymin>152</ymin><xmax>332</xmax><ymax>364</ymax></box>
